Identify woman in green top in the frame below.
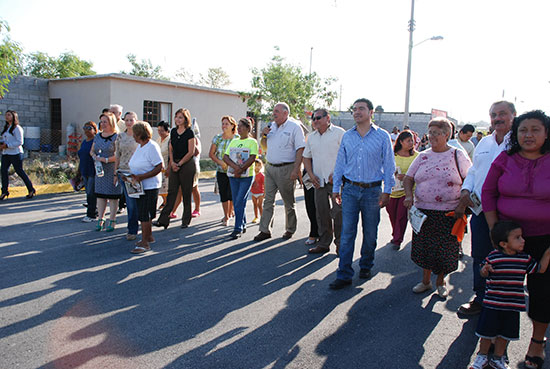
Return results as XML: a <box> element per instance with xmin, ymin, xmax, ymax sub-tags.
<box><xmin>223</xmin><ymin>117</ymin><xmax>258</xmax><ymax>239</ymax></box>
<box><xmin>209</xmin><ymin>115</ymin><xmax>239</xmax><ymax>226</ymax></box>
<box><xmin>386</xmin><ymin>130</ymin><xmax>418</xmax><ymax>250</ymax></box>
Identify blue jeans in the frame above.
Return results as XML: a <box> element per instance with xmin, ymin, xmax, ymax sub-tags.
<box><xmin>337</xmin><ymin>182</ymin><xmax>381</xmax><ymax>281</ymax></box>
<box><xmin>470</xmin><ymin>212</ymin><xmax>494</xmax><ymax>303</ymax></box>
<box><xmin>83</xmin><ymin>175</ymin><xmax>97</xmax><ymax>218</ymax></box>
<box><xmin>1</xmin><ymin>153</ymin><xmax>34</xmax><ymax>194</ymax></box>
<box><xmin>229</xmin><ymin>176</ymin><xmax>253</xmax><ymax>233</ymax></box>
<box><xmin>118</xmin><ymin>174</ymin><xmax>138</xmax><ymax>235</ymax></box>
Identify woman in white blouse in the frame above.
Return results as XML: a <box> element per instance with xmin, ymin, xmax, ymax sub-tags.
<box><xmin>0</xmin><ymin>110</ymin><xmax>36</xmax><ymax>200</ymax></box>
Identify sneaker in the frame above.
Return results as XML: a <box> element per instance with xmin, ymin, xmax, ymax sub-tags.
<box><xmin>489</xmin><ymin>356</ymin><xmax>510</xmax><ymax>369</ymax></box>
<box><xmin>126</xmin><ymin>234</ymin><xmax>137</xmax><ymax>241</ymax></box>
<box><xmin>82</xmin><ymin>216</ymin><xmax>95</xmax><ymax>223</ymax></box>
<box><xmin>412</xmin><ymin>282</ymin><xmax>433</xmax><ymax>293</ymax></box>
<box><xmin>169</xmin><ymin>214</ymin><xmax>177</xmax><ymax>219</ymax></box>
<box><xmin>192</xmin><ymin>210</ymin><xmax>200</xmax><ymax>218</ymax></box>
<box><xmin>437</xmin><ymin>285</ymin><xmax>448</xmax><ymax>298</ymax></box>
<box><xmin>458</xmin><ymin>300</ymin><xmax>482</xmax><ymax>315</ymax></box>
<box><xmin>468</xmin><ymin>353</ymin><xmax>489</xmax><ymax>369</ymax></box>
<box><xmin>252</xmin><ymin>217</ymin><xmax>259</xmax><ymax>224</ymax></box>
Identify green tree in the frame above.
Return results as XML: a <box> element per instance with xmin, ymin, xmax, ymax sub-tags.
<box><xmin>242</xmin><ymin>49</ymin><xmax>338</xmax><ymax>122</ymax></box>
<box><xmin>0</xmin><ymin>20</ymin><xmax>23</xmax><ymax>96</ymax></box>
<box><xmin>23</xmin><ymin>51</ymin><xmax>95</xmax><ymax>79</ymax></box>
<box><xmin>198</xmin><ymin>67</ymin><xmax>231</xmax><ymax>88</ymax></box>
<box><xmin>123</xmin><ymin>54</ymin><xmax>167</xmax><ymax>80</ymax></box>
<box><xmin>174</xmin><ymin>67</ymin><xmax>195</xmax><ymax>84</ymax></box>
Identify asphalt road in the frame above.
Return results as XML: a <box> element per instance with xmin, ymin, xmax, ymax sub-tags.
<box><xmin>0</xmin><ymin>179</ymin><xmax>546</xmax><ymax>369</ymax></box>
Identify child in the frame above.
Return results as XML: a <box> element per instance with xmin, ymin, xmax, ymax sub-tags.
<box><xmin>469</xmin><ymin>221</ymin><xmax>550</xmax><ymax>369</ymax></box>
<box><xmin>250</xmin><ymin>159</ymin><xmax>264</xmax><ymax>223</ymax></box>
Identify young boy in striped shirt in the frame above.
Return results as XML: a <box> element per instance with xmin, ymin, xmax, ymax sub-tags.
<box><xmin>469</xmin><ymin>221</ymin><xmax>550</xmax><ymax>369</ymax></box>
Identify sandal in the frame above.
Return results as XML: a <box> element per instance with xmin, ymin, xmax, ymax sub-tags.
<box><xmin>131</xmin><ymin>246</ymin><xmax>151</xmax><ymax>254</ymax></box>
<box><xmin>105</xmin><ymin>219</ymin><xmax>116</xmax><ymax>232</ymax></box>
<box><xmin>525</xmin><ymin>337</ymin><xmax>546</xmax><ymax>369</ymax></box>
<box><xmin>95</xmin><ymin>218</ymin><xmax>105</xmax><ymax>231</ymax></box>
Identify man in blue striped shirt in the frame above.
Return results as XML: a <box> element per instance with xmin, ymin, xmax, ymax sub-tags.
<box><xmin>329</xmin><ymin>98</ymin><xmax>396</xmax><ymax>289</ymax></box>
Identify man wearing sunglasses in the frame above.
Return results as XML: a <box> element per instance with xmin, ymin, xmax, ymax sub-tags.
<box><xmin>329</xmin><ymin>98</ymin><xmax>395</xmax><ymax>289</ymax></box>
<box><xmin>254</xmin><ymin>102</ymin><xmax>305</xmax><ymax>241</ymax></box>
<box><xmin>303</xmin><ymin>109</ymin><xmax>345</xmax><ymax>255</ymax></box>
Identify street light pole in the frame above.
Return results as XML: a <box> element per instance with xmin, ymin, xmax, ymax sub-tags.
<box><xmin>403</xmin><ymin>0</ymin><xmax>415</xmax><ymax>128</ymax></box>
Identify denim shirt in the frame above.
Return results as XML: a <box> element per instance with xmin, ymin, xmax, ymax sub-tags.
<box><xmin>1</xmin><ymin>125</ymin><xmax>24</xmax><ymax>155</ymax></box>
<box><xmin>332</xmin><ymin>124</ymin><xmax>395</xmax><ymax>194</ymax></box>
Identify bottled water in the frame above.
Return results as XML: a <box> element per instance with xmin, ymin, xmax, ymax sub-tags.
<box><xmin>94</xmin><ymin>149</ymin><xmax>104</xmax><ymax>177</ymax></box>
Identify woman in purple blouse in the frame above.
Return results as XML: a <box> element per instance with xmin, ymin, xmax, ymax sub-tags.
<box><xmin>482</xmin><ymin>110</ymin><xmax>550</xmax><ymax>369</ymax></box>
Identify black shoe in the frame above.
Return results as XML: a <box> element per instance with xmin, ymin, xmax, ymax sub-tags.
<box><xmin>282</xmin><ymin>231</ymin><xmax>293</xmax><ymax>240</ymax></box>
<box><xmin>230</xmin><ymin>231</ymin><xmax>242</xmax><ymax>239</ymax></box>
<box><xmin>180</xmin><ymin>224</ymin><xmax>189</xmax><ymax>229</ymax></box>
<box><xmin>26</xmin><ymin>189</ymin><xmax>36</xmax><ymax>199</ymax></box>
<box><xmin>457</xmin><ymin>300</ymin><xmax>482</xmax><ymax>315</ymax></box>
<box><xmin>254</xmin><ymin>232</ymin><xmax>272</xmax><ymax>242</ymax></box>
<box><xmin>152</xmin><ymin>220</ymin><xmax>168</xmax><ymax>230</ymax></box>
<box><xmin>359</xmin><ymin>269</ymin><xmax>372</xmax><ymax>279</ymax></box>
<box><xmin>329</xmin><ymin>279</ymin><xmax>352</xmax><ymax>290</ymax></box>
<box><xmin>0</xmin><ymin>192</ymin><xmax>9</xmax><ymax>200</ymax></box>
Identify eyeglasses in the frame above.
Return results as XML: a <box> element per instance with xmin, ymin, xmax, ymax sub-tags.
<box><xmin>312</xmin><ymin>114</ymin><xmax>327</xmax><ymax>121</ymax></box>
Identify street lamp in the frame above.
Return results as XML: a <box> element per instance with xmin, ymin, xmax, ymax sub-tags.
<box><xmin>402</xmin><ymin>0</ymin><xmax>443</xmax><ymax>128</ymax></box>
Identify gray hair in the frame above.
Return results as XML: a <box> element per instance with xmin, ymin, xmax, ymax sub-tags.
<box><xmin>110</xmin><ymin>104</ymin><xmax>123</xmax><ymax>113</ymax></box>
<box><xmin>275</xmin><ymin>102</ymin><xmax>290</xmax><ymax>114</ymax></box>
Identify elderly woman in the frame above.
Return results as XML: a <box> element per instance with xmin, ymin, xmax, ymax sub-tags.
<box><xmin>209</xmin><ymin>115</ymin><xmax>238</xmax><ymax>226</ymax></box>
<box><xmin>0</xmin><ymin>110</ymin><xmax>36</xmax><ymax>200</ymax></box>
<box><xmin>127</xmin><ymin>121</ymin><xmax>163</xmax><ymax>254</ymax></box>
<box><xmin>223</xmin><ymin>117</ymin><xmax>258</xmax><ymax>239</ymax></box>
<box><xmin>78</xmin><ymin>121</ymin><xmax>98</xmax><ymax>222</ymax></box>
<box><xmin>154</xmin><ymin>108</ymin><xmax>196</xmax><ymax>229</ymax></box>
<box><xmin>156</xmin><ymin>121</ymin><xmax>170</xmax><ymax>209</ymax></box>
<box><xmin>404</xmin><ymin>117</ymin><xmax>471</xmax><ymax>298</ymax></box>
<box><xmin>482</xmin><ymin>110</ymin><xmax>550</xmax><ymax>369</ymax></box>
<box><xmin>114</xmin><ymin>112</ymin><xmax>139</xmax><ymax>240</ymax></box>
<box><xmin>91</xmin><ymin>112</ymin><xmax>120</xmax><ymax>231</ymax></box>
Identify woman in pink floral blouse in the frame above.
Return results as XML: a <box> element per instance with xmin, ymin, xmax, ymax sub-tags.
<box><xmin>404</xmin><ymin>117</ymin><xmax>471</xmax><ymax>299</ymax></box>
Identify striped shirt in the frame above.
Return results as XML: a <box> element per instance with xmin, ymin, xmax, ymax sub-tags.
<box><xmin>332</xmin><ymin>124</ymin><xmax>395</xmax><ymax>194</ymax></box>
<box><xmin>482</xmin><ymin>250</ymin><xmax>538</xmax><ymax>312</ymax></box>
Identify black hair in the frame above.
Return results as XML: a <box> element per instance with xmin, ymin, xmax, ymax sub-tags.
<box><xmin>157</xmin><ymin>121</ymin><xmax>170</xmax><ymax>132</ymax></box>
<box><xmin>238</xmin><ymin>117</ymin><xmax>252</xmax><ymax>131</ymax></box>
<box><xmin>490</xmin><ymin>220</ymin><xmax>522</xmax><ymax>251</ymax></box>
<box><xmin>352</xmin><ymin>98</ymin><xmax>374</xmax><ymax>111</ymax></box>
<box><xmin>460</xmin><ymin>124</ymin><xmax>475</xmax><ymax>134</ymax></box>
<box><xmin>393</xmin><ymin>130</ymin><xmax>414</xmax><ymax>155</ymax></box>
<box><xmin>1</xmin><ymin>110</ymin><xmax>19</xmax><ymax>135</ymax></box>
<box><xmin>507</xmin><ymin>110</ymin><xmax>550</xmax><ymax>155</ymax></box>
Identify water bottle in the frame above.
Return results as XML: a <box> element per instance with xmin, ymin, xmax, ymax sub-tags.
<box><xmin>94</xmin><ymin>149</ymin><xmax>104</xmax><ymax>177</ymax></box>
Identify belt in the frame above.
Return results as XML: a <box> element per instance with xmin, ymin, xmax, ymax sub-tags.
<box><xmin>268</xmin><ymin>162</ymin><xmax>294</xmax><ymax>167</ymax></box>
<box><xmin>343</xmin><ymin>177</ymin><xmax>382</xmax><ymax>189</ymax></box>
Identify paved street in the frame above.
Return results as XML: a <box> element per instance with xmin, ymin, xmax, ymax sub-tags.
<box><xmin>0</xmin><ymin>179</ymin><xmax>544</xmax><ymax>369</ymax></box>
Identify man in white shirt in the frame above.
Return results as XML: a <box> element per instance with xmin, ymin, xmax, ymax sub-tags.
<box><xmin>254</xmin><ymin>102</ymin><xmax>305</xmax><ymax>241</ymax></box>
<box><xmin>457</xmin><ymin>124</ymin><xmax>476</xmax><ymax>161</ymax></box>
<box><xmin>303</xmin><ymin>109</ymin><xmax>345</xmax><ymax>254</ymax></box>
<box><xmin>455</xmin><ymin>101</ymin><xmax>516</xmax><ymax>315</ymax></box>
<box><xmin>109</xmin><ymin>104</ymin><xmax>126</xmax><ymax>133</ymax></box>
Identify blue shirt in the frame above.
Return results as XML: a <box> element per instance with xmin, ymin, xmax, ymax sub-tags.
<box><xmin>332</xmin><ymin>124</ymin><xmax>395</xmax><ymax>194</ymax></box>
<box><xmin>78</xmin><ymin>139</ymin><xmax>95</xmax><ymax>177</ymax></box>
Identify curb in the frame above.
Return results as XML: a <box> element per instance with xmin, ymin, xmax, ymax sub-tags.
<box><xmin>8</xmin><ymin>183</ymin><xmax>76</xmax><ymax>198</ymax></box>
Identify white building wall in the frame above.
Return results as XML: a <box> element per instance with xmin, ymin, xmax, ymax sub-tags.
<box><xmin>49</xmin><ymin>75</ymin><xmax>249</xmax><ymax>157</ymax></box>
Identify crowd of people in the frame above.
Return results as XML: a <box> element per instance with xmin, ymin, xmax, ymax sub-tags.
<box><xmin>2</xmin><ymin>97</ymin><xmax>549</xmax><ymax>369</ymax></box>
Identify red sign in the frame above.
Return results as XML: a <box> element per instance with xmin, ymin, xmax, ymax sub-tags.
<box><xmin>431</xmin><ymin>109</ymin><xmax>447</xmax><ymax>118</ymax></box>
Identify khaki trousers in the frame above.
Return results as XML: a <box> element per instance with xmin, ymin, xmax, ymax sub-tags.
<box><xmin>315</xmin><ymin>184</ymin><xmax>342</xmax><ymax>249</ymax></box>
<box><xmin>259</xmin><ymin>163</ymin><xmax>297</xmax><ymax>234</ymax></box>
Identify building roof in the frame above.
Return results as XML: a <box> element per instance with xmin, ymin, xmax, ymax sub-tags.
<box><xmin>49</xmin><ymin>73</ymin><xmax>241</xmax><ymax>96</ymax></box>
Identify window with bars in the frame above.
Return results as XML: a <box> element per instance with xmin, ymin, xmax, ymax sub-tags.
<box><xmin>143</xmin><ymin>100</ymin><xmax>172</xmax><ymax>127</ymax></box>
